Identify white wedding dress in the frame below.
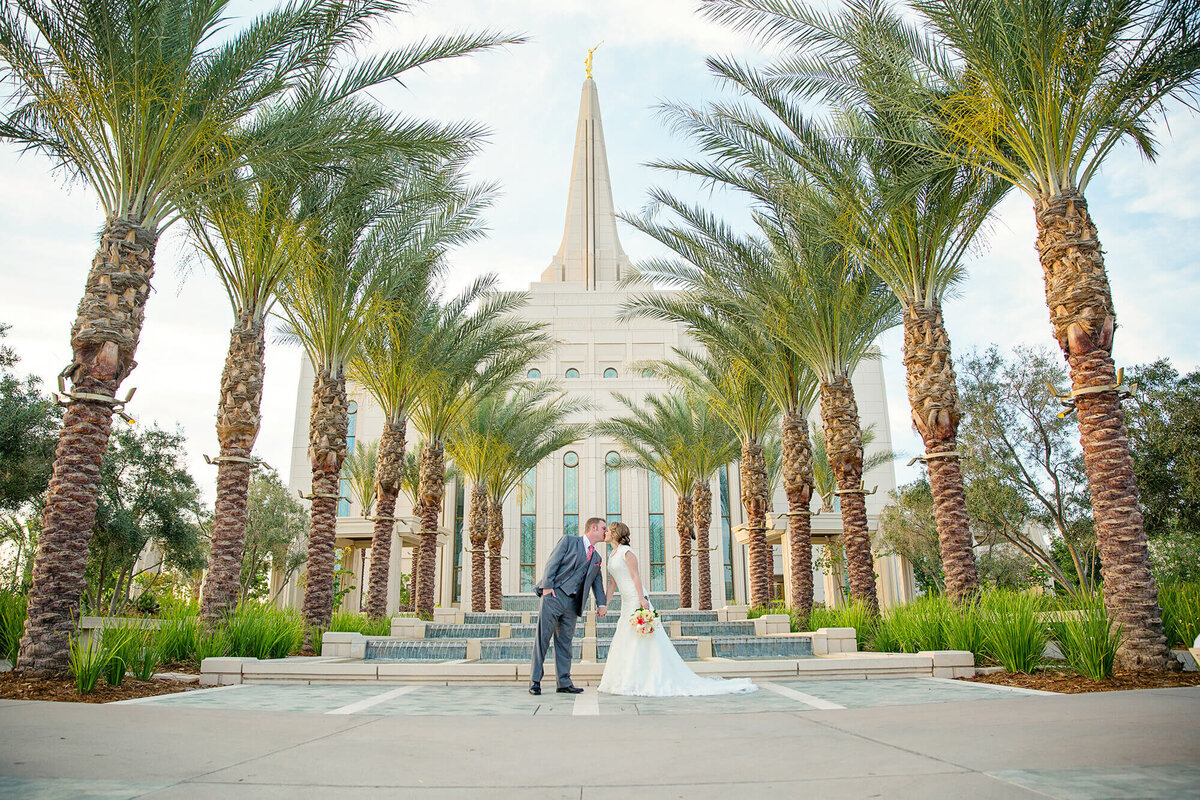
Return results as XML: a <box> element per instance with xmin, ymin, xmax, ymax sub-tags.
<box><xmin>598</xmin><ymin>544</ymin><xmax>757</xmax><ymax>697</ymax></box>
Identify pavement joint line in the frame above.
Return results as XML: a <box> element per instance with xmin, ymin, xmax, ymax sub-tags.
<box><xmin>759</xmin><ymin>680</ymin><xmax>845</xmax><ymax>710</ymax></box>
<box><xmin>572</xmin><ymin>689</ymin><xmax>600</xmax><ymax>716</ymax></box>
<box><xmin>921</xmin><ymin>676</ymin><xmax>1058</xmax><ymax>696</ymax></box>
<box><xmin>326</xmin><ymin>685</ymin><xmax>419</xmax><ymax>715</ymax></box>
<box><xmin>111</xmin><ymin>682</ymin><xmax>252</xmax><ymax>705</ymax></box>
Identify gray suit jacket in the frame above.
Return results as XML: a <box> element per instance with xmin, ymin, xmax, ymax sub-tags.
<box><xmin>535</xmin><ymin>535</ymin><xmax>606</xmax><ymax>616</ymax></box>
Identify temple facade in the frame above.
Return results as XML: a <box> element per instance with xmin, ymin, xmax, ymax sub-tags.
<box><xmin>280</xmin><ymin>75</ymin><xmax>915</xmax><ymax>613</ymax></box>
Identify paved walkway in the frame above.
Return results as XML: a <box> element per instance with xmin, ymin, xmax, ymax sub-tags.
<box><xmin>0</xmin><ymin>682</ymin><xmax>1197</xmax><ymax>798</ymax></box>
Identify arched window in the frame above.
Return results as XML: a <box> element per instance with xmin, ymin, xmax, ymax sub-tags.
<box><xmin>452</xmin><ymin>480</ymin><xmax>465</xmax><ymax>602</ymax></box>
<box><xmin>520</xmin><ymin>467</ymin><xmax>537</xmax><ymax>592</ymax></box>
<box><xmin>563</xmin><ymin>451</ymin><xmax>579</xmax><ymax>536</ymax></box>
<box><xmin>647</xmin><ymin>472</ymin><xmax>666</xmax><ymax>592</ymax></box>
<box><xmin>339</xmin><ymin>400</ymin><xmax>358</xmax><ymax>517</ymax></box>
<box><xmin>565</xmin><ymin>368</ymin><xmax>579</xmax><ymax>379</ymax></box>
<box><xmin>719</xmin><ymin>466</ymin><xmax>734</xmax><ymax>601</ymax></box>
<box><xmin>527</xmin><ymin>368</ymin><xmax>541</xmax><ymax>379</ymax></box>
<box><xmin>605</xmin><ymin>451</ymin><xmax>621</xmax><ymax>523</ymax></box>
<box><xmin>603</xmin><ymin>367</ymin><xmax>618</xmax><ymax>379</ymax></box>
<box><xmin>641</xmin><ymin>368</ymin><xmax>655</xmax><ymax>378</ymax></box>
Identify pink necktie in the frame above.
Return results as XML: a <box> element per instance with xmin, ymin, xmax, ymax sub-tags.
<box><xmin>587</xmin><ymin>545</ymin><xmax>595</xmax><ymax>563</ymax></box>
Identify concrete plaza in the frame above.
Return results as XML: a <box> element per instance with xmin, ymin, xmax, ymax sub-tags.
<box><xmin>0</xmin><ymin>681</ymin><xmax>1197</xmax><ymax>798</ymax></box>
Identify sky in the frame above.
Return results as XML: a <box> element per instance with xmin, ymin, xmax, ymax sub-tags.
<box><xmin>1</xmin><ymin>0</ymin><xmax>1198</xmax><ymax>504</ymax></box>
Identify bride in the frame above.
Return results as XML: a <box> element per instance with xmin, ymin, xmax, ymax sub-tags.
<box><xmin>598</xmin><ymin>521</ymin><xmax>757</xmax><ymax>697</ymax></box>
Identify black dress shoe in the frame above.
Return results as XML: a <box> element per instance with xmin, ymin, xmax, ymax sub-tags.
<box><xmin>528</xmin><ymin>686</ymin><xmax>541</xmax><ymax>695</ymax></box>
<box><xmin>556</xmin><ymin>686</ymin><xmax>584</xmax><ymax>694</ymax></box>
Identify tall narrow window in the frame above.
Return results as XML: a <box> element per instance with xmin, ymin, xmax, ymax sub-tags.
<box><xmin>338</xmin><ymin>400</ymin><xmax>357</xmax><ymax>517</ymax></box>
<box><xmin>520</xmin><ymin>467</ymin><xmax>537</xmax><ymax>592</ymax></box>
<box><xmin>605</xmin><ymin>451</ymin><xmax>621</xmax><ymax>524</ymax></box>
<box><xmin>563</xmin><ymin>451</ymin><xmax>579</xmax><ymax>537</ymax></box>
<box><xmin>452</xmin><ymin>480</ymin><xmax>465</xmax><ymax>603</ymax></box>
<box><xmin>648</xmin><ymin>472</ymin><xmax>666</xmax><ymax>592</ymax></box>
<box><xmin>719</xmin><ymin>465</ymin><xmax>734</xmax><ymax>601</ymax></box>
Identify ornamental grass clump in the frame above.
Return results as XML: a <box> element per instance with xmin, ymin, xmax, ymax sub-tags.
<box><xmin>810</xmin><ymin>600</ymin><xmax>876</xmax><ymax>650</ymax></box>
<box><xmin>328</xmin><ymin>610</ymin><xmax>391</xmax><ymax>637</ymax></box>
<box><xmin>1049</xmin><ymin>593</ymin><xmax>1123</xmax><ymax>680</ymax></box>
<box><xmin>68</xmin><ymin>634</ymin><xmax>107</xmax><ymax>694</ymax></box>
<box><xmin>127</xmin><ymin>630</ymin><xmax>159</xmax><ymax>681</ymax></box>
<box><xmin>0</xmin><ymin>591</ymin><xmax>26</xmax><ymax>664</ymax></box>
<box><xmin>1158</xmin><ymin>582</ymin><xmax>1200</xmax><ymax>649</ymax></box>
<box><xmin>874</xmin><ymin>595</ymin><xmax>950</xmax><ymax>653</ymax></box>
<box><xmin>100</xmin><ymin>624</ymin><xmax>141</xmax><ymax>686</ymax></box>
<box><xmin>944</xmin><ymin>602</ymin><xmax>985</xmax><ymax>660</ymax></box>
<box><xmin>225</xmin><ymin>604</ymin><xmax>304</xmax><ymax>659</ymax></box>
<box><xmin>153</xmin><ymin>609</ymin><xmax>200</xmax><ymax>666</ymax></box>
<box><xmin>979</xmin><ymin>590</ymin><xmax>1049</xmax><ymax>674</ymax></box>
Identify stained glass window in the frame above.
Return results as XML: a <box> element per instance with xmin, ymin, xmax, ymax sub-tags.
<box><xmin>452</xmin><ymin>480</ymin><xmax>465</xmax><ymax>603</ymax></box>
<box><xmin>563</xmin><ymin>451</ymin><xmax>578</xmax><ymax>538</ymax></box>
<box><xmin>648</xmin><ymin>472</ymin><xmax>665</xmax><ymax>592</ymax></box>
<box><xmin>520</xmin><ymin>467</ymin><xmax>536</xmax><ymax>592</ymax></box>
<box><xmin>605</xmin><ymin>451</ymin><xmax>621</xmax><ymax>524</ymax></box>
<box><xmin>338</xmin><ymin>400</ymin><xmax>358</xmax><ymax>517</ymax></box>
<box><xmin>720</xmin><ymin>466</ymin><xmax>734</xmax><ymax>602</ymax></box>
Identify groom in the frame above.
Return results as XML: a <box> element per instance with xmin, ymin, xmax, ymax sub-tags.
<box><xmin>529</xmin><ymin>517</ymin><xmax>608</xmax><ymax>695</ymax></box>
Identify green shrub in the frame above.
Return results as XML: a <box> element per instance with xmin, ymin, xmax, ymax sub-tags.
<box><xmin>68</xmin><ymin>634</ymin><xmax>107</xmax><ymax>694</ymax></box>
<box><xmin>1049</xmin><ymin>593</ymin><xmax>1122</xmax><ymax>680</ymax></box>
<box><xmin>978</xmin><ymin>590</ymin><xmax>1049</xmax><ymax>673</ymax></box>
<box><xmin>1158</xmin><ymin>582</ymin><xmax>1200</xmax><ymax>649</ymax></box>
<box><xmin>808</xmin><ymin>601</ymin><xmax>876</xmax><ymax>650</ymax></box>
<box><xmin>0</xmin><ymin>591</ymin><xmax>27</xmax><ymax>663</ymax></box>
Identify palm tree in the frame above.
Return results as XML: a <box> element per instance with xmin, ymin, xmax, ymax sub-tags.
<box><xmin>409</xmin><ymin>281</ymin><xmax>550</xmax><ymax>618</ymax></box>
<box><xmin>0</xmin><ymin>0</ymin><xmax>425</xmax><ymax>674</ymax></box>
<box><xmin>623</xmin><ymin>197</ymin><xmax>821</xmax><ymax>614</ymax></box>
<box><xmin>470</xmin><ymin>388</ymin><xmax>589</xmax><ymax>611</ymax></box>
<box><xmin>187</xmin><ymin>19</ymin><xmax>520</xmax><ymax>628</ymax></box>
<box><xmin>341</xmin><ymin>439</ymin><xmax>378</xmax><ymax>517</ymax></box>
<box><xmin>597</xmin><ymin>393</ymin><xmax>708</xmax><ymax>609</ymax></box>
<box><xmin>348</xmin><ymin>178</ymin><xmax>493</xmax><ymax>619</ymax></box>
<box><xmin>705</xmin><ymin>0</ymin><xmax>1197</xmax><ymax>672</ymax></box>
<box><xmin>687</xmin><ymin>47</ymin><xmax>1006</xmax><ymax>600</ymax></box>
<box><xmin>687</xmin><ymin>405</ymin><xmax>741</xmax><ymax>611</ymax></box>
<box><xmin>277</xmin><ymin>161</ymin><xmax>440</xmax><ymax>645</ymax></box>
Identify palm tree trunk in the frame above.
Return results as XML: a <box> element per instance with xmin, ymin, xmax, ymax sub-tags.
<box><xmin>676</xmin><ymin>493</ymin><xmax>694</xmax><ymax>609</ymax></box>
<box><xmin>1035</xmin><ymin>191</ymin><xmax>1172</xmax><ymax>670</ymax></box>
<box><xmin>819</xmin><ymin>375</ymin><xmax>879</xmax><ymax>613</ymax></box>
<box><xmin>364</xmin><ymin>418</ymin><xmax>405</xmax><ymax>619</ymax></box>
<box><xmin>903</xmin><ymin>301</ymin><xmax>979</xmax><ymax>603</ymax></box>
<box><xmin>740</xmin><ymin>439</ymin><xmax>772</xmax><ymax>607</ymax></box>
<box><xmin>781</xmin><ymin>410</ymin><xmax>816</xmax><ymax>617</ymax></box>
<box><xmin>415</xmin><ymin>441</ymin><xmax>445</xmax><ymax>619</ymax></box>
<box><xmin>17</xmin><ymin>218</ymin><xmax>155</xmax><ymax>674</ymax></box>
<box><xmin>693</xmin><ymin>480</ymin><xmax>713</xmax><ymax>611</ymax></box>
<box><xmin>487</xmin><ymin>496</ymin><xmax>504</xmax><ymax>610</ymax></box>
<box><xmin>468</xmin><ymin>482</ymin><xmax>488</xmax><ymax>612</ymax></box>
<box><xmin>200</xmin><ymin>311</ymin><xmax>266</xmax><ymax>626</ymax></box>
<box><xmin>301</xmin><ymin>364</ymin><xmax>349</xmax><ymax>652</ymax></box>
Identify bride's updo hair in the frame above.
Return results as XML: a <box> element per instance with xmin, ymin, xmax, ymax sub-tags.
<box><xmin>609</xmin><ymin>521</ymin><xmax>631</xmax><ymax>546</ymax></box>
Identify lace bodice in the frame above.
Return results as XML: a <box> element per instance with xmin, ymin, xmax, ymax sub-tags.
<box><xmin>607</xmin><ymin>544</ymin><xmax>646</xmax><ymax>614</ymax></box>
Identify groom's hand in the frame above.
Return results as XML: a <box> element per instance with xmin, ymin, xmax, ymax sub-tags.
<box><xmin>544</xmin><ymin>588</ymin><xmax>556</xmax><ymax>597</ymax></box>
<box><xmin>597</xmin><ymin>606</ymin><xmax>607</xmax><ymax>618</ymax></box>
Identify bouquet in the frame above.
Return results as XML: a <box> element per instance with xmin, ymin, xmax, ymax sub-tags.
<box><xmin>631</xmin><ymin>606</ymin><xmax>659</xmax><ymax>636</ymax></box>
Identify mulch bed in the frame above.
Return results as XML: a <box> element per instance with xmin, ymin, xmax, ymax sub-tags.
<box><xmin>960</xmin><ymin>667</ymin><xmax>1200</xmax><ymax>694</ymax></box>
<box><xmin>0</xmin><ymin>672</ymin><xmax>199</xmax><ymax>703</ymax></box>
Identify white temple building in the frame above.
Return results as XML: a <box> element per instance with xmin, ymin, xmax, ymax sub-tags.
<box><xmin>280</xmin><ymin>74</ymin><xmax>915</xmax><ymax>613</ymax></box>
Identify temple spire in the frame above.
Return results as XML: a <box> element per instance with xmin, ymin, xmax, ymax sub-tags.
<box><xmin>540</xmin><ymin>72</ymin><xmax>631</xmax><ymax>289</ymax></box>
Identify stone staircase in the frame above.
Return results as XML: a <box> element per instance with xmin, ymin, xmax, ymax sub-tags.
<box><xmin>362</xmin><ymin>593</ymin><xmax>814</xmax><ymax>664</ymax></box>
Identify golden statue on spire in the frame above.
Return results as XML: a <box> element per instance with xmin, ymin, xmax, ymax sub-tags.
<box><xmin>585</xmin><ymin>41</ymin><xmax>603</xmax><ymax>79</ymax></box>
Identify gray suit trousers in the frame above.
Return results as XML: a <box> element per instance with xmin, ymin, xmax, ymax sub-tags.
<box><xmin>529</xmin><ymin>591</ymin><xmax>578</xmax><ymax>688</ymax></box>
